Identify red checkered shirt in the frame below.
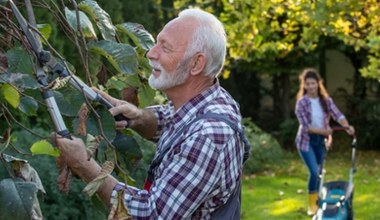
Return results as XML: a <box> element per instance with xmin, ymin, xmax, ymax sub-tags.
<box><xmin>111</xmin><ymin>80</ymin><xmax>245</xmax><ymax>219</ymax></box>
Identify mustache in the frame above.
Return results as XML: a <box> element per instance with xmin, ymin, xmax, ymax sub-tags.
<box><xmin>149</xmin><ymin>60</ymin><xmax>162</xmax><ymax>70</ymax></box>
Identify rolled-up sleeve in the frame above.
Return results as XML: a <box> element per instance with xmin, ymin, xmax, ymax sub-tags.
<box><xmin>327</xmin><ymin>97</ymin><xmax>345</xmax><ymax>121</ymax></box>
<box><xmin>146</xmin><ymin>104</ymin><xmax>170</xmax><ymax>139</ymax></box>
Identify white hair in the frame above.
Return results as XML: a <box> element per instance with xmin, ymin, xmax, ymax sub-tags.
<box><xmin>178</xmin><ymin>8</ymin><xmax>227</xmax><ymax>78</ymax></box>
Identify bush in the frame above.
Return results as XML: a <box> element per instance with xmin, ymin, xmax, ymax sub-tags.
<box><xmin>31</xmin><ymin>156</ymin><xmax>108</xmax><ymax>220</ymax></box>
<box><xmin>3</xmin><ymin>128</ymin><xmax>108</xmax><ymax>219</ymax></box>
<box><xmin>278</xmin><ymin>118</ymin><xmax>299</xmax><ymax>149</ymax></box>
<box><xmin>350</xmin><ymin>99</ymin><xmax>380</xmax><ymax>150</ymax></box>
<box><xmin>242</xmin><ymin>118</ymin><xmax>284</xmax><ymax>174</ymax></box>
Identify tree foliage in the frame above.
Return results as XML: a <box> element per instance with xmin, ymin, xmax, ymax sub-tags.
<box><xmin>175</xmin><ymin>0</ymin><xmax>380</xmax><ymax>80</ymax></box>
<box><xmin>0</xmin><ymin>0</ymin><xmax>157</xmax><ymax>218</ymax></box>
<box><xmin>171</xmin><ymin>0</ymin><xmax>380</xmax><ymax>134</ymax></box>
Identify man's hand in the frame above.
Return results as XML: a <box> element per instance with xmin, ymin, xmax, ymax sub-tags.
<box><xmin>93</xmin><ymin>88</ymin><xmax>143</xmax><ymax>129</ymax></box>
<box><xmin>52</xmin><ymin>133</ymin><xmax>101</xmax><ymax>182</ymax></box>
<box><xmin>52</xmin><ymin>133</ymin><xmax>118</xmax><ymax>207</ymax></box>
<box><xmin>52</xmin><ymin>134</ymin><xmax>88</xmax><ymax>168</ymax></box>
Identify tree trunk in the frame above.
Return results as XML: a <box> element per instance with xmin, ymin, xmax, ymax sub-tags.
<box><xmin>280</xmin><ymin>73</ymin><xmax>291</xmax><ymax>120</ymax></box>
<box><xmin>272</xmin><ymin>73</ymin><xmax>291</xmax><ymax>123</ymax></box>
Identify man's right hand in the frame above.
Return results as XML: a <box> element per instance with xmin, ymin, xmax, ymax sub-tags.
<box><xmin>52</xmin><ymin>133</ymin><xmax>118</xmax><ymax>206</ymax></box>
<box><xmin>93</xmin><ymin>88</ymin><xmax>143</xmax><ymax>129</ymax></box>
<box><xmin>52</xmin><ymin>134</ymin><xmax>93</xmax><ymax>172</ymax></box>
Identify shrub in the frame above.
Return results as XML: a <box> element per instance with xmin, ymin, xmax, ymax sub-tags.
<box><xmin>242</xmin><ymin>118</ymin><xmax>284</xmax><ymax>174</ymax></box>
<box><xmin>278</xmin><ymin>118</ymin><xmax>298</xmax><ymax>149</ymax></box>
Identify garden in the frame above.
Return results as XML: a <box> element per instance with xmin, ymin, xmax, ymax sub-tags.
<box><xmin>1</xmin><ymin>0</ymin><xmax>380</xmax><ymax>219</ymax></box>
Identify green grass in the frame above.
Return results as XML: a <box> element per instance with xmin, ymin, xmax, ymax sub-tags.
<box><xmin>241</xmin><ymin>150</ymin><xmax>380</xmax><ymax>220</ymax></box>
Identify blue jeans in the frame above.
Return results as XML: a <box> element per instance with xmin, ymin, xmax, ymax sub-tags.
<box><xmin>299</xmin><ymin>134</ymin><xmax>326</xmax><ymax>193</ymax></box>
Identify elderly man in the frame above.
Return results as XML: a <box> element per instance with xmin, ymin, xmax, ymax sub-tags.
<box><xmin>55</xmin><ymin>8</ymin><xmax>250</xmax><ymax>219</ymax></box>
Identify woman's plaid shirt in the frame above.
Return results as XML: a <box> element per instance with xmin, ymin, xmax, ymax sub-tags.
<box><xmin>295</xmin><ymin>95</ymin><xmax>345</xmax><ymax>151</ymax></box>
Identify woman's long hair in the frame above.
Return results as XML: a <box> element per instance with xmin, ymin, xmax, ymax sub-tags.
<box><xmin>296</xmin><ymin>68</ymin><xmax>329</xmax><ymax>113</ymax></box>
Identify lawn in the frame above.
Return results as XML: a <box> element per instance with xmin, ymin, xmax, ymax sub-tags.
<box><xmin>241</xmin><ymin>150</ymin><xmax>380</xmax><ymax>220</ymax></box>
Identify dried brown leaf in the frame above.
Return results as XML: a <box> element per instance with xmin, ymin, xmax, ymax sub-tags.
<box><xmin>86</xmin><ymin>134</ymin><xmax>102</xmax><ymax>159</ymax></box>
<box><xmin>108</xmin><ymin>190</ymin><xmax>131</xmax><ymax>220</ymax></box>
<box><xmin>77</xmin><ymin>103</ymin><xmax>90</xmax><ymax>136</ymax></box>
<box><xmin>96</xmin><ymin>64</ymin><xmax>108</xmax><ymax>86</ymax></box>
<box><xmin>122</xmin><ymin>87</ymin><xmax>138</xmax><ymax>106</ymax></box>
<box><xmin>56</xmin><ymin>156</ymin><xmax>72</xmax><ymax>194</ymax></box>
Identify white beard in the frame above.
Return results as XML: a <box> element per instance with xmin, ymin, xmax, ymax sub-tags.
<box><xmin>148</xmin><ymin>60</ymin><xmax>190</xmax><ymax>90</ymax></box>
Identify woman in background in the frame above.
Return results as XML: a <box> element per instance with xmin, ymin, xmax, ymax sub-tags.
<box><xmin>295</xmin><ymin>68</ymin><xmax>355</xmax><ymax>216</ymax></box>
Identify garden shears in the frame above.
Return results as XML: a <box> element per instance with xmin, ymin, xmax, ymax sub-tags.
<box><xmin>8</xmin><ymin>0</ymin><xmax>129</xmax><ymax>138</ymax></box>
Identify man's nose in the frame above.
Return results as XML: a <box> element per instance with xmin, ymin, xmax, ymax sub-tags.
<box><xmin>146</xmin><ymin>45</ymin><xmax>158</xmax><ymax>60</ymax></box>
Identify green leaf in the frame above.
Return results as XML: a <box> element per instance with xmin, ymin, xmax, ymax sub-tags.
<box><xmin>64</xmin><ymin>7</ymin><xmax>97</xmax><ymax>39</ymax></box>
<box><xmin>105</xmin><ymin>76</ymin><xmax>127</xmax><ymax>91</ymax></box>
<box><xmin>78</xmin><ymin>0</ymin><xmax>116</xmax><ymax>41</ymax></box>
<box><xmin>125</xmin><ymin>74</ymin><xmax>142</xmax><ymax>88</ymax></box>
<box><xmin>37</xmin><ymin>24</ymin><xmax>52</xmax><ymax>42</ymax></box>
<box><xmin>138</xmin><ymin>83</ymin><xmax>155</xmax><ymax>108</ymax></box>
<box><xmin>53</xmin><ymin>88</ymin><xmax>84</xmax><ymax>117</ymax></box>
<box><xmin>18</xmin><ymin>96</ymin><xmax>38</xmax><ymax>116</ymax></box>
<box><xmin>0</xmin><ymin>133</ymin><xmax>11</xmax><ymax>153</ymax></box>
<box><xmin>137</xmin><ymin>56</ymin><xmax>152</xmax><ymax>79</ymax></box>
<box><xmin>0</xmin><ymin>84</ymin><xmax>20</xmax><ymax>108</ymax></box>
<box><xmin>30</xmin><ymin>140</ymin><xmax>60</xmax><ymax>157</ymax></box>
<box><xmin>5</xmin><ymin>48</ymin><xmax>33</xmax><ymax>75</ymax></box>
<box><xmin>72</xmin><ymin>105</ymin><xmax>116</xmax><ymax>141</ymax></box>
<box><xmin>112</xmin><ymin>132</ymin><xmax>142</xmax><ymax>160</ymax></box>
<box><xmin>88</xmin><ymin>40</ymin><xmax>138</xmax><ymax>74</ymax></box>
<box><xmin>0</xmin><ymin>0</ymin><xmax>8</xmax><ymax>6</ymax></box>
<box><xmin>105</xmin><ymin>74</ymin><xmax>141</xmax><ymax>91</ymax></box>
<box><xmin>116</xmin><ymin>23</ymin><xmax>155</xmax><ymax>51</ymax></box>
<box><xmin>0</xmin><ymin>178</ymin><xmax>38</xmax><ymax>220</ymax></box>
<box><xmin>0</xmin><ymin>72</ymin><xmax>40</xmax><ymax>89</ymax></box>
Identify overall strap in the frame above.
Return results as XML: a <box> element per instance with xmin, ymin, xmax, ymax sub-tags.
<box><xmin>143</xmin><ymin>112</ymin><xmax>251</xmax><ymax>191</ymax></box>
<box><xmin>203</xmin><ymin>113</ymin><xmax>248</xmax><ymax>220</ymax></box>
<box><xmin>202</xmin><ymin>113</ymin><xmax>251</xmax><ymax>163</ymax></box>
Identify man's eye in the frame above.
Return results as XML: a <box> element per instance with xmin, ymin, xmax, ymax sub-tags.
<box><xmin>162</xmin><ymin>45</ymin><xmax>172</xmax><ymax>53</ymax></box>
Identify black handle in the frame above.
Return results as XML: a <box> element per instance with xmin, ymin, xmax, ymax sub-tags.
<box><xmin>97</xmin><ymin>95</ymin><xmax>130</xmax><ymax>124</ymax></box>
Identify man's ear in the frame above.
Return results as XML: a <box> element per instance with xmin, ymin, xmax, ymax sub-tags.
<box><xmin>190</xmin><ymin>53</ymin><xmax>206</xmax><ymax>76</ymax></box>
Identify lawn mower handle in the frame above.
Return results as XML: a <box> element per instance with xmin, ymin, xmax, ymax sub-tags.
<box><xmin>331</xmin><ymin>126</ymin><xmax>357</xmax><ymax>180</ymax></box>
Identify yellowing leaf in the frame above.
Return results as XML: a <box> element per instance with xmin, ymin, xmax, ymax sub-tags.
<box><xmin>108</xmin><ymin>190</ymin><xmax>131</xmax><ymax>220</ymax></box>
<box><xmin>30</xmin><ymin>140</ymin><xmax>60</xmax><ymax>157</ymax></box>
<box><xmin>64</xmin><ymin>7</ymin><xmax>97</xmax><ymax>39</ymax></box>
<box><xmin>86</xmin><ymin>134</ymin><xmax>102</xmax><ymax>159</ymax></box>
<box><xmin>1</xmin><ymin>84</ymin><xmax>20</xmax><ymax>108</ymax></box>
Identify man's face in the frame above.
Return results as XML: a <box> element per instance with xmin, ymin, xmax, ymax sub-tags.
<box><xmin>147</xmin><ymin>17</ymin><xmax>196</xmax><ymax>90</ymax></box>
<box><xmin>148</xmin><ymin>59</ymin><xmax>190</xmax><ymax>90</ymax></box>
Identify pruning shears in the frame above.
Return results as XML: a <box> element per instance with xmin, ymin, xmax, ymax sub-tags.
<box><xmin>8</xmin><ymin>0</ymin><xmax>129</xmax><ymax>138</ymax></box>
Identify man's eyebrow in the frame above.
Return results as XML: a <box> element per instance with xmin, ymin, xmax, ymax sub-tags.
<box><xmin>159</xmin><ymin>38</ymin><xmax>174</xmax><ymax>50</ymax></box>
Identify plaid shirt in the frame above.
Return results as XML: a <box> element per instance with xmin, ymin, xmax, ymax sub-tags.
<box><xmin>111</xmin><ymin>80</ymin><xmax>244</xmax><ymax>219</ymax></box>
<box><xmin>295</xmin><ymin>95</ymin><xmax>345</xmax><ymax>151</ymax></box>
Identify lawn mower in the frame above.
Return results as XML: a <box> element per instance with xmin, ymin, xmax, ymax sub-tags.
<box><xmin>313</xmin><ymin>127</ymin><xmax>357</xmax><ymax>220</ymax></box>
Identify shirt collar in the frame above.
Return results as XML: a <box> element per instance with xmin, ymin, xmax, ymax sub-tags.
<box><xmin>169</xmin><ymin>79</ymin><xmax>220</xmax><ymax>129</ymax></box>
